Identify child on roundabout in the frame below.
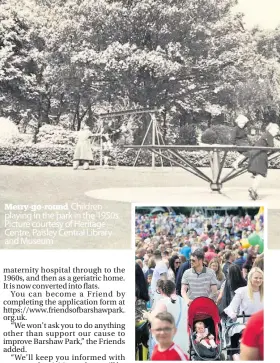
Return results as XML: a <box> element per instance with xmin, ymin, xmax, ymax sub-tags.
<box><xmin>231</xmin><ymin>115</ymin><xmax>250</xmax><ymax>170</ymax></box>
<box><xmin>247</xmin><ymin>122</ymin><xmax>279</xmax><ymax>200</ymax></box>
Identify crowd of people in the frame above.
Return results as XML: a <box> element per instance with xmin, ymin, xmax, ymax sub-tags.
<box><xmin>135</xmin><ymin>209</ymin><xmax>264</xmax><ymax>361</ymax></box>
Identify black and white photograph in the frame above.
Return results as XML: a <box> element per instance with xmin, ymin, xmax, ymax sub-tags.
<box><xmin>0</xmin><ymin>0</ymin><xmax>280</xmax><ymax>248</ymax></box>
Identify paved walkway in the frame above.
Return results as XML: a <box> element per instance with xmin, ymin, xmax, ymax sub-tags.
<box><xmin>0</xmin><ymin>166</ymin><xmax>279</xmax><ymax>249</ymax></box>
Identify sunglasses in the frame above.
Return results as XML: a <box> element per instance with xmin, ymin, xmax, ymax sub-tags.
<box><xmin>175</xmin><ymin>261</ymin><xmax>181</xmax><ymax>264</ymax></box>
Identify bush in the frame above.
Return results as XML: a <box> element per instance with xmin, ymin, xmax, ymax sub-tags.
<box><xmin>201</xmin><ymin>125</ymin><xmax>234</xmax><ymax>144</ymax></box>
<box><xmin>1</xmin><ymin>143</ymin><xmax>280</xmax><ymax>168</ymax></box>
<box><xmin>0</xmin><ymin>144</ymin><xmax>74</xmax><ymax>166</ymax></box>
<box><xmin>176</xmin><ymin>124</ymin><xmax>198</xmax><ymax>145</ymax></box>
<box><xmin>36</xmin><ymin>125</ymin><xmax>77</xmax><ymax>146</ymax></box>
<box><xmin>110</xmin><ymin>148</ymin><xmax>280</xmax><ymax>168</ymax></box>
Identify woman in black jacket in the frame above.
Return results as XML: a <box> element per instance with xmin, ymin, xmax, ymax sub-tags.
<box><xmin>217</xmin><ymin>264</ymin><xmax>247</xmax><ymax>316</ymax></box>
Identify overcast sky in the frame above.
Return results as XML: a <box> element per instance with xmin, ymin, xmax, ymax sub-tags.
<box><xmin>235</xmin><ymin>0</ymin><xmax>280</xmax><ymax>29</ymax></box>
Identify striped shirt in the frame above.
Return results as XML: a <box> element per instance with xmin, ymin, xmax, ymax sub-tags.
<box><xmin>181</xmin><ymin>267</ymin><xmax>218</xmax><ymax>300</ymax></box>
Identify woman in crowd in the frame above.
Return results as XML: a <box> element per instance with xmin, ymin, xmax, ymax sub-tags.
<box><xmin>217</xmin><ymin>251</ymin><xmax>226</xmax><ymax>266</ymax></box>
<box><xmin>144</xmin><ymin>280</ymin><xmax>189</xmax><ymax>355</ymax></box>
<box><xmin>224</xmin><ymin>267</ymin><xmax>264</xmax><ymax>320</ymax></box>
<box><xmin>144</xmin><ymin>257</ymin><xmax>156</xmax><ymax>280</ymax></box>
<box><xmin>209</xmin><ymin>258</ymin><xmax>226</xmax><ymax>290</ymax></box>
<box><xmin>167</xmin><ymin>255</ymin><xmax>181</xmax><ymax>283</ymax></box>
<box><xmin>253</xmin><ymin>253</ymin><xmax>264</xmax><ymax>271</ymax></box>
<box><xmin>242</xmin><ymin>253</ymin><xmax>257</xmax><ymax>280</ymax></box>
<box><xmin>218</xmin><ymin>265</ymin><xmax>252</xmax><ymax>357</ymax></box>
<box><xmin>217</xmin><ymin>264</ymin><xmax>247</xmax><ymax>313</ymax></box>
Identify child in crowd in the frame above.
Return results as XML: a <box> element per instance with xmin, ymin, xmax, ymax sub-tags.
<box><xmin>194</xmin><ymin>321</ymin><xmax>217</xmax><ymax>349</ymax></box>
<box><xmin>151</xmin><ymin>312</ymin><xmax>189</xmax><ymax>361</ymax></box>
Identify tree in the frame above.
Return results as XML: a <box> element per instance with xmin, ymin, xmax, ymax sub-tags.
<box><xmin>1</xmin><ymin>0</ymin><xmax>280</xmax><ymax>143</ymax></box>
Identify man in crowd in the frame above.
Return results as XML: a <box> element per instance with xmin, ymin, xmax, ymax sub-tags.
<box><xmin>181</xmin><ymin>249</ymin><xmax>218</xmax><ymax>305</ymax></box>
<box><xmin>180</xmin><ymin>240</ymin><xmax>191</xmax><ymax>260</ymax></box>
<box><xmin>234</xmin><ymin>250</ymin><xmax>246</xmax><ymax>270</ymax></box>
<box><xmin>222</xmin><ymin>251</ymin><xmax>235</xmax><ymax>277</ymax></box>
<box><xmin>135</xmin><ymin>247</ymin><xmax>146</xmax><ymax>261</ymax></box>
<box><xmin>175</xmin><ymin>259</ymin><xmax>191</xmax><ymax>296</ymax></box>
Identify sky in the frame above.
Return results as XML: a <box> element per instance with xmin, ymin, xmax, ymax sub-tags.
<box><xmin>234</xmin><ymin>0</ymin><xmax>280</xmax><ymax>29</ymax></box>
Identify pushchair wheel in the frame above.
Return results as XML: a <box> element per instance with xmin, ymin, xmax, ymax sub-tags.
<box><xmin>219</xmin><ymin>353</ymin><xmax>225</xmax><ymax>361</ymax></box>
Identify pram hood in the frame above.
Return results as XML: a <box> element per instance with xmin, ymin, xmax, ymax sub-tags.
<box><xmin>188</xmin><ymin>297</ymin><xmax>222</xmax><ymax>360</ymax></box>
<box><xmin>188</xmin><ymin>297</ymin><xmax>220</xmax><ymax>331</ymax></box>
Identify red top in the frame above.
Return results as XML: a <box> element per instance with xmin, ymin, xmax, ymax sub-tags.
<box><xmin>242</xmin><ymin>310</ymin><xmax>264</xmax><ymax>360</ymax></box>
<box><xmin>151</xmin><ymin>343</ymin><xmax>189</xmax><ymax>361</ymax></box>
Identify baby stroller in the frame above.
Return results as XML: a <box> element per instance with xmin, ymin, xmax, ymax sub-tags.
<box><xmin>135</xmin><ymin>320</ymin><xmax>149</xmax><ymax>361</ymax></box>
<box><xmin>188</xmin><ymin>297</ymin><xmax>224</xmax><ymax>361</ymax></box>
<box><xmin>223</xmin><ymin>313</ymin><xmax>250</xmax><ymax>360</ymax></box>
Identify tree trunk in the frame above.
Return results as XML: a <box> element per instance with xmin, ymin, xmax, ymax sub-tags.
<box><xmin>45</xmin><ymin>95</ymin><xmax>51</xmax><ymax>124</ymax></box>
<box><xmin>207</xmin><ymin>113</ymin><xmax>212</xmax><ymax>128</ymax></box>
<box><xmin>75</xmin><ymin>94</ymin><xmax>81</xmax><ymax>131</ymax></box>
<box><xmin>56</xmin><ymin>92</ymin><xmax>65</xmax><ymax>123</ymax></box>
<box><xmin>33</xmin><ymin>94</ymin><xmax>43</xmax><ymax>143</ymax></box>
<box><xmin>87</xmin><ymin>101</ymin><xmax>93</xmax><ymax>128</ymax></box>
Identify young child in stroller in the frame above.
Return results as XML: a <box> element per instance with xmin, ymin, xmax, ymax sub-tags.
<box><xmin>194</xmin><ymin>321</ymin><xmax>217</xmax><ymax>349</ymax></box>
<box><xmin>188</xmin><ymin>297</ymin><xmax>223</xmax><ymax>361</ymax></box>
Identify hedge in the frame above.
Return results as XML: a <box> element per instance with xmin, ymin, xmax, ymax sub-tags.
<box><xmin>0</xmin><ymin>144</ymin><xmax>74</xmax><ymax>166</ymax></box>
<box><xmin>1</xmin><ymin>143</ymin><xmax>280</xmax><ymax>168</ymax></box>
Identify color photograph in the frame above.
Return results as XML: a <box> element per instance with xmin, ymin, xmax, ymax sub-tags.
<box><xmin>135</xmin><ymin>206</ymin><xmax>264</xmax><ymax>360</ymax></box>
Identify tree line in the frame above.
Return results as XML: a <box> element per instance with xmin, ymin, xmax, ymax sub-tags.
<box><xmin>1</xmin><ymin>0</ymin><xmax>280</xmax><ymax>143</ymax></box>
